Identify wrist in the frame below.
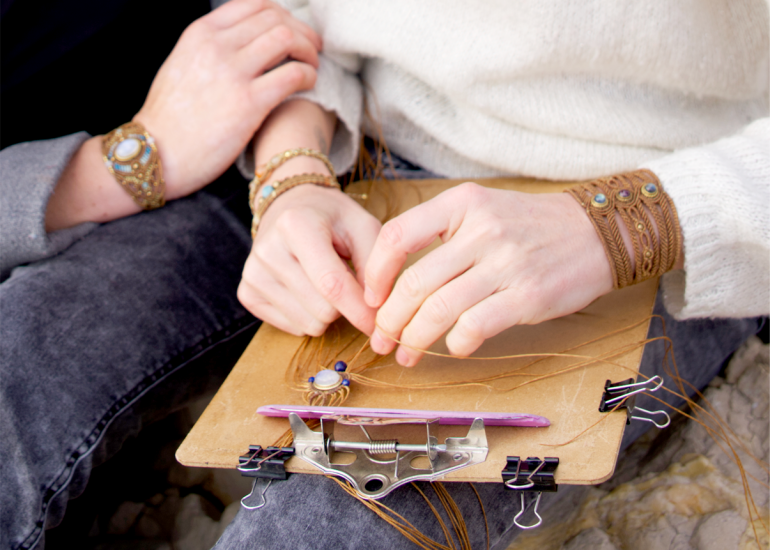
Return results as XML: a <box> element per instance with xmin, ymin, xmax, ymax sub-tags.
<box><xmin>262</xmin><ymin>156</ymin><xmax>332</xmax><ymax>188</ymax></box>
<box><xmin>565</xmin><ymin>170</ymin><xmax>683</xmax><ymax>289</ymax></box>
<box><xmin>132</xmin><ymin>111</ymin><xmax>182</xmax><ymax>201</ymax></box>
<box><xmin>46</xmin><ymin>137</ymin><xmax>141</xmax><ymax>232</ymax></box>
<box><xmin>249</xmin><ymin>147</ymin><xmax>337</xmax><ymax>219</ymax></box>
<box><xmin>251</xmin><ymin>172</ymin><xmax>340</xmax><ymax>239</ymax></box>
<box><xmin>557</xmin><ymin>193</ymin><xmax>615</xmax><ymax>295</ymax></box>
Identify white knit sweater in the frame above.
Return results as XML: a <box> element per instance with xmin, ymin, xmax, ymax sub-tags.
<box><xmin>274</xmin><ymin>0</ymin><xmax>770</xmax><ymax>319</ymax></box>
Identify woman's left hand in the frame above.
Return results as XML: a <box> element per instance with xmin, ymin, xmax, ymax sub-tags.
<box><xmin>364</xmin><ymin>182</ymin><xmax>614</xmax><ymax>366</ymax></box>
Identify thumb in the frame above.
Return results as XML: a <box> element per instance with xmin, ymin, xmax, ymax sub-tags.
<box><xmin>250</xmin><ymin>61</ymin><xmax>317</xmax><ymax>118</ymax></box>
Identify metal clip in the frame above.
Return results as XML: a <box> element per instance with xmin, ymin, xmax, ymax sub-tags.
<box><xmin>601</xmin><ymin>375</ymin><xmax>663</xmax><ymax>408</ymax></box>
<box><xmin>502</xmin><ymin>457</ymin><xmax>559</xmax><ymax>492</ymax></box>
<box><xmin>238</xmin><ymin>446</ymin><xmax>294</xmax><ymax>480</ymax></box>
<box><xmin>599</xmin><ymin>376</ymin><xmax>669</xmax><ymax>429</ymax></box>
<box><xmin>504</xmin><ymin>458</ymin><xmax>543</xmax><ymax>490</ymax></box>
<box><xmin>241</xmin><ymin>478</ymin><xmax>273</xmax><ymax>510</ymax></box>
<box><xmin>289</xmin><ymin>413</ymin><xmax>488</xmax><ymax>500</ymax></box>
<box><xmin>631</xmin><ymin>406</ymin><xmax>671</xmax><ymax>429</ymax></box>
<box><xmin>513</xmin><ymin>492</ymin><xmax>543</xmax><ymax>530</ymax></box>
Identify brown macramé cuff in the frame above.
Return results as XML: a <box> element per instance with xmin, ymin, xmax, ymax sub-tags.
<box><xmin>565</xmin><ymin>169</ymin><xmax>682</xmax><ymax>289</ymax></box>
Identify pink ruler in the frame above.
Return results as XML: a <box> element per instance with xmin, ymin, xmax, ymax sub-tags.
<box><xmin>257</xmin><ymin>404</ymin><xmax>549</xmax><ymax>427</ymax></box>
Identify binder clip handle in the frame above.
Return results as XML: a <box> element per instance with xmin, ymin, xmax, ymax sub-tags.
<box><xmin>631</xmin><ymin>407</ymin><xmax>671</xmax><ymax>429</ymax></box>
<box><xmin>241</xmin><ymin>478</ymin><xmax>273</xmax><ymax>510</ymax></box>
<box><xmin>513</xmin><ymin>492</ymin><xmax>543</xmax><ymax>530</ymax></box>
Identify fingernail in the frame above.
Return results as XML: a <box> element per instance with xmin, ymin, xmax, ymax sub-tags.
<box><xmin>396</xmin><ymin>347</ymin><xmax>411</xmax><ymax>367</ymax></box>
<box><xmin>364</xmin><ymin>286</ymin><xmax>376</xmax><ymax>307</ymax></box>
<box><xmin>370</xmin><ymin>331</ymin><xmax>384</xmax><ymax>353</ymax></box>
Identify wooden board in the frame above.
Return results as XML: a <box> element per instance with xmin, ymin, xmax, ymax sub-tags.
<box><xmin>177</xmin><ymin>177</ymin><xmax>658</xmax><ymax>486</ymax></box>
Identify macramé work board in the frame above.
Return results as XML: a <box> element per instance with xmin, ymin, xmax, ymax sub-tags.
<box><xmin>177</xmin><ymin>177</ymin><xmax>659</xmax><ymax>486</ymax></box>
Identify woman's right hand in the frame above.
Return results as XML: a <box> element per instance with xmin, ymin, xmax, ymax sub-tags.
<box><xmin>238</xmin><ymin>184</ymin><xmax>381</xmax><ymax>337</ymax></box>
<box><xmin>134</xmin><ymin>0</ymin><xmax>321</xmax><ymax>200</ymax></box>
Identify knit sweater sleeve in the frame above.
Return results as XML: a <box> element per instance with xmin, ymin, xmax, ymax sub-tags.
<box><xmin>0</xmin><ymin>133</ymin><xmax>98</xmax><ymax>281</ymax></box>
<box><xmin>232</xmin><ymin>0</ymin><xmax>364</xmax><ymax>178</ymax></box>
<box><xmin>641</xmin><ymin>117</ymin><xmax>770</xmax><ymax>320</ymax></box>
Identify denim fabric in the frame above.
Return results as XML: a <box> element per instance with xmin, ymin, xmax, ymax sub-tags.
<box><xmin>0</xmin><ymin>172</ymin><xmax>259</xmax><ymax>550</ymax></box>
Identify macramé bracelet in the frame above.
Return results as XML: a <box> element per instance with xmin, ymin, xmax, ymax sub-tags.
<box><xmin>251</xmin><ymin>173</ymin><xmax>341</xmax><ymax>239</ymax></box>
<box><xmin>565</xmin><ymin>169</ymin><xmax>683</xmax><ymax>289</ymax></box>
<box><xmin>248</xmin><ymin>148</ymin><xmax>336</xmax><ymax>213</ymax></box>
<box><xmin>102</xmin><ymin>121</ymin><xmax>165</xmax><ymax>210</ymax></box>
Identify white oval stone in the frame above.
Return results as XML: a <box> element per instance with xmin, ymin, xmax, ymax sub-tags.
<box><xmin>114</xmin><ymin>138</ymin><xmax>141</xmax><ymax>161</ymax></box>
<box><xmin>313</xmin><ymin>369</ymin><xmax>342</xmax><ymax>390</ymax></box>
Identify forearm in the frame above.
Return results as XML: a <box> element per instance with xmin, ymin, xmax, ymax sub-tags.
<box><xmin>253</xmin><ymin>99</ymin><xmax>337</xmax><ymax>186</ymax></box>
<box><xmin>44</xmin><ymin>137</ymin><xmax>141</xmax><ymax>232</ymax></box>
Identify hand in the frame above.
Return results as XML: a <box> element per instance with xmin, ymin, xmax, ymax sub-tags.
<box><xmin>364</xmin><ymin>182</ymin><xmax>614</xmax><ymax>366</ymax></box>
<box><xmin>134</xmin><ymin>0</ymin><xmax>321</xmax><ymax>198</ymax></box>
<box><xmin>238</xmin><ymin>184</ymin><xmax>381</xmax><ymax>336</ymax></box>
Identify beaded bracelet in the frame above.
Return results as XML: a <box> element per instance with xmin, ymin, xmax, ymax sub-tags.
<box><xmin>251</xmin><ymin>173</ymin><xmax>341</xmax><ymax>239</ymax></box>
<box><xmin>565</xmin><ymin>169</ymin><xmax>682</xmax><ymax>289</ymax></box>
<box><xmin>248</xmin><ymin>148</ymin><xmax>336</xmax><ymax>213</ymax></box>
<box><xmin>102</xmin><ymin>121</ymin><xmax>165</xmax><ymax>210</ymax></box>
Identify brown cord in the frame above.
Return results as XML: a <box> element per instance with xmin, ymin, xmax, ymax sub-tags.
<box><xmin>565</xmin><ymin>169</ymin><xmax>683</xmax><ymax>289</ymax></box>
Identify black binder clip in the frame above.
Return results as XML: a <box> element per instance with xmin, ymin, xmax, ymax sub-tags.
<box><xmin>502</xmin><ymin>456</ymin><xmax>559</xmax><ymax>492</ymax></box>
<box><xmin>238</xmin><ymin>446</ymin><xmax>294</xmax><ymax>511</ymax></box>
<box><xmin>237</xmin><ymin>445</ymin><xmax>294</xmax><ymax>480</ymax></box>
<box><xmin>502</xmin><ymin>457</ymin><xmax>558</xmax><ymax>529</ymax></box>
<box><xmin>599</xmin><ymin>376</ymin><xmax>670</xmax><ymax>428</ymax></box>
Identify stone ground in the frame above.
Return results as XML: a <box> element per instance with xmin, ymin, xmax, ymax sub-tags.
<box><xmin>47</xmin><ymin>336</ymin><xmax>769</xmax><ymax>550</ymax></box>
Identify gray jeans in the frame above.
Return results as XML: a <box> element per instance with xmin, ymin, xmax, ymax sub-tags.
<box><xmin>1</xmin><ymin>160</ymin><xmax>760</xmax><ymax>549</ymax></box>
<box><xmin>1</xmin><ymin>171</ymin><xmax>260</xmax><ymax>549</ymax></box>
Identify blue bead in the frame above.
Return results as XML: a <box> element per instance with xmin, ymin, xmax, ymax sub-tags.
<box><xmin>308</xmin><ymin>376</ymin><xmax>315</xmax><ymax>383</ymax></box>
<box><xmin>594</xmin><ymin>193</ymin><xmax>607</xmax><ymax>204</ymax></box>
<box><xmin>645</xmin><ymin>183</ymin><xmax>657</xmax><ymax>193</ymax></box>
<box><xmin>334</xmin><ymin>361</ymin><xmax>347</xmax><ymax>372</ymax></box>
<box><xmin>342</xmin><ymin>379</ymin><xmax>350</xmax><ymax>386</ymax></box>
<box><xmin>261</xmin><ymin>185</ymin><xmax>275</xmax><ymax>198</ymax></box>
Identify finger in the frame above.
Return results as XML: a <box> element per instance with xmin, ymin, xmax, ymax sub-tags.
<box><xmin>370</xmin><ymin>238</ymin><xmax>474</xmax><ymax>356</ymax></box>
<box><xmin>237</xmin><ymin>279</ymin><xmax>304</xmax><ymax>336</ymax></box>
<box><xmin>394</xmin><ymin>268</ymin><xmax>495</xmax><ymax>366</ymax></box>
<box><xmin>444</xmin><ymin>289</ymin><xmax>532</xmax><ymax>358</ymax></box>
<box><xmin>285</xmin><ymin>219</ymin><xmax>376</xmax><ymax>335</ymax></box>
<box><xmin>240</xmin><ymin>24</ymin><xmax>319</xmax><ymax>76</ymax></box>
<box><xmin>221</xmin><ymin>8</ymin><xmax>283</xmax><ymax>49</ymax></box>
<box><xmin>261</xmin><ymin>2</ymin><xmax>323</xmax><ymax>50</ymax></box>
<box><xmin>365</xmin><ymin>185</ymin><xmax>471</xmax><ymax>309</ymax></box>
<box><xmin>205</xmin><ymin>0</ymin><xmax>269</xmax><ymax>29</ymax></box>
<box><xmin>239</xmin><ymin>269</ymin><xmax>329</xmax><ymax>336</ymax></box>
<box><xmin>256</xmin><ymin>238</ymin><xmax>340</xmax><ymax>327</ymax></box>
<box><xmin>341</xmin><ymin>205</ymin><xmax>382</xmax><ymax>288</ymax></box>
<box><xmin>224</xmin><ymin>8</ymin><xmax>321</xmax><ymax>52</ymax></box>
<box><xmin>290</xmin><ymin>15</ymin><xmax>322</xmax><ymax>51</ymax></box>
<box><xmin>249</xmin><ymin>61</ymin><xmax>317</xmax><ymax>114</ymax></box>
